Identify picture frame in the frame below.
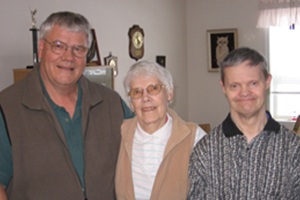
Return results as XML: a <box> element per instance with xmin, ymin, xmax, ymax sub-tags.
<box><xmin>207</xmin><ymin>28</ymin><xmax>238</xmax><ymax>72</ymax></box>
<box><xmin>86</xmin><ymin>29</ymin><xmax>101</xmax><ymax>66</ymax></box>
<box><xmin>156</xmin><ymin>55</ymin><xmax>166</xmax><ymax>67</ymax></box>
<box><xmin>293</xmin><ymin>115</ymin><xmax>300</xmax><ymax>136</ymax></box>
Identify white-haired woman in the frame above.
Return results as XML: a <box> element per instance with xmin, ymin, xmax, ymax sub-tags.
<box><xmin>115</xmin><ymin>61</ymin><xmax>206</xmax><ymax>200</ymax></box>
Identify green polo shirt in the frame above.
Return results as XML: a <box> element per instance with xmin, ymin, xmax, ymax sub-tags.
<box><xmin>0</xmin><ymin>111</ymin><xmax>12</xmax><ymax>187</ymax></box>
<box><xmin>44</xmin><ymin>83</ymin><xmax>85</xmax><ymax>189</ymax></box>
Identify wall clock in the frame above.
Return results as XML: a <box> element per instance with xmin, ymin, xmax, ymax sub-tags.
<box><xmin>128</xmin><ymin>25</ymin><xmax>144</xmax><ymax>61</ymax></box>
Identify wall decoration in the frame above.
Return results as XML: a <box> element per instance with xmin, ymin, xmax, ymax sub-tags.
<box><xmin>29</xmin><ymin>8</ymin><xmax>39</xmax><ymax>68</ymax></box>
<box><xmin>156</xmin><ymin>55</ymin><xmax>166</xmax><ymax>67</ymax></box>
<box><xmin>86</xmin><ymin>29</ymin><xmax>101</xmax><ymax>66</ymax></box>
<box><xmin>293</xmin><ymin>115</ymin><xmax>300</xmax><ymax>135</ymax></box>
<box><xmin>128</xmin><ymin>25</ymin><xmax>144</xmax><ymax>61</ymax></box>
<box><xmin>207</xmin><ymin>28</ymin><xmax>238</xmax><ymax>72</ymax></box>
<box><xmin>104</xmin><ymin>52</ymin><xmax>118</xmax><ymax>77</ymax></box>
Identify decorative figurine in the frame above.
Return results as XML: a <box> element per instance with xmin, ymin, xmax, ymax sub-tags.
<box><xmin>30</xmin><ymin>9</ymin><xmax>37</xmax><ymax>28</ymax></box>
<box><xmin>29</xmin><ymin>8</ymin><xmax>39</xmax><ymax>67</ymax></box>
<box><xmin>104</xmin><ymin>52</ymin><xmax>118</xmax><ymax>77</ymax></box>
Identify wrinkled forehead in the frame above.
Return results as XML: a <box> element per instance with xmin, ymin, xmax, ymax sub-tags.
<box><xmin>43</xmin><ymin>24</ymin><xmax>90</xmax><ymax>46</ymax></box>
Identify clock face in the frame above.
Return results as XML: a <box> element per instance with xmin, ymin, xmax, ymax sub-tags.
<box><xmin>132</xmin><ymin>31</ymin><xmax>144</xmax><ymax>49</ymax></box>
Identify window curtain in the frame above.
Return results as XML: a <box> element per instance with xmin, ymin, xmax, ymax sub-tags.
<box><xmin>257</xmin><ymin>0</ymin><xmax>300</xmax><ymax>28</ymax></box>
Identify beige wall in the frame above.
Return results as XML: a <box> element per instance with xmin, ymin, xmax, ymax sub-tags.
<box><xmin>0</xmin><ymin>0</ymin><xmax>188</xmax><ymax>118</ymax></box>
<box><xmin>186</xmin><ymin>0</ymin><xmax>269</xmax><ymax>128</ymax></box>
<box><xmin>1</xmin><ymin>0</ymin><xmax>293</xmax><ymax>129</ymax></box>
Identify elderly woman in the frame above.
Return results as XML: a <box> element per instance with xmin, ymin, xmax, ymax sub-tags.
<box><xmin>115</xmin><ymin>61</ymin><xmax>206</xmax><ymax>200</ymax></box>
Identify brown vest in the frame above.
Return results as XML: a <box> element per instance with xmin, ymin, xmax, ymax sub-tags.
<box><xmin>0</xmin><ymin>67</ymin><xmax>123</xmax><ymax>200</ymax></box>
<box><xmin>115</xmin><ymin>109</ymin><xmax>197</xmax><ymax>200</ymax></box>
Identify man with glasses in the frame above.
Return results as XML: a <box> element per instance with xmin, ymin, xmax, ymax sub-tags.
<box><xmin>0</xmin><ymin>11</ymin><xmax>124</xmax><ymax>200</ymax></box>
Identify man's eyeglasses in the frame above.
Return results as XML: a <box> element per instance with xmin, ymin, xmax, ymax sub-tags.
<box><xmin>128</xmin><ymin>83</ymin><xmax>165</xmax><ymax>99</ymax></box>
<box><xmin>43</xmin><ymin>39</ymin><xmax>88</xmax><ymax>58</ymax></box>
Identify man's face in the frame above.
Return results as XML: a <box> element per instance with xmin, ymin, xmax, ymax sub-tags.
<box><xmin>220</xmin><ymin>61</ymin><xmax>272</xmax><ymax>119</ymax></box>
<box><xmin>38</xmin><ymin>25</ymin><xmax>88</xmax><ymax>89</ymax></box>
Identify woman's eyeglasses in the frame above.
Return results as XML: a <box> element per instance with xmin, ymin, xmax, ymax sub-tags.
<box><xmin>128</xmin><ymin>83</ymin><xmax>164</xmax><ymax>99</ymax></box>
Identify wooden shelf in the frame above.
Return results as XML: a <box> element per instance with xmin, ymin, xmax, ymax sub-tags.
<box><xmin>13</xmin><ymin>68</ymin><xmax>32</xmax><ymax>83</ymax></box>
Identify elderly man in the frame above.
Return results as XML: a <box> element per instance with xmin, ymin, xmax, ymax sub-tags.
<box><xmin>0</xmin><ymin>11</ymin><xmax>124</xmax><ymax>200</ymax></box>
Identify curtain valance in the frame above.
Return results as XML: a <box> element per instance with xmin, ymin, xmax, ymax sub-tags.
<box><xmin>257</xmin><ymin>0</ymin><xmax>300</xmax><ymax>28</ymax></box>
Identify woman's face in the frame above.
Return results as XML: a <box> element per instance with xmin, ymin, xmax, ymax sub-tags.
<box><xmin>129</xmin><ymin>75</ymin><xmax>173</xmax><ymax>134</ymax></box>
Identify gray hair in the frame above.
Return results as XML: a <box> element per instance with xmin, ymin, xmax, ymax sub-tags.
<box><xmin>124</xmin><ymin>60</ymin><xmax>174</xmax><ymax>100</ymax></box>
<box><xmin>39</xmin><ymin>11</ymin><xmax>92</xmax><ymax>47</ymax></box>
<box><xmin>220</xmin><ymin>47</ymin><xmax>269</xmax><ymax>83</ymax></box>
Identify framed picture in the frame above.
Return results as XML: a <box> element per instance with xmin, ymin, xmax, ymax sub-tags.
<box><xmin>293</xmin><ymin>115</ymin><xmax>300</xmax><ymax>135</ymax></box>
<box><xmin>86</xmin><ymin>29</ymin><xmax>101</xmax><ymax>66</ymax></box>
<box><xmin>156</xmin><ymin>55</ymin><xmax>166</xmax><ymax>67</ymax></box>
<box><xmin>207</xmin><ymin>28</ymin><xmax>238</xmax><ymax>72</ymax></box>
